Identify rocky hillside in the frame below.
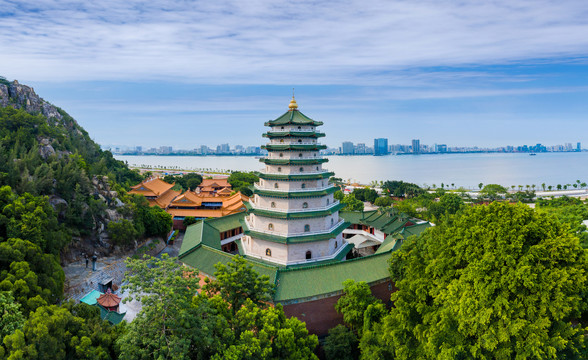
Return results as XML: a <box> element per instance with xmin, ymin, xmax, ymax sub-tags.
<box><xmin>0</xmin><ymin>76</ymin><xmax>144</xmax><ymax>262</ymax></box>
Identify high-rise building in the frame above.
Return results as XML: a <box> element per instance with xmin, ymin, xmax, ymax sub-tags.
<box><xmin>412</xmin><ymin>139</ymin><xmax>420</xmax><ymax>154</ymax></box>
<box><xmin>217</xmin><ymin>143</ymin><xmax>230</xmax><ymax>154</ymax></box>
<box><xmin>435</xmin><ymin>144</ymin><xmax>447</xmax><ymax>153</ymax></box>
<box><xmin>243</xmin><ymin>96</ymin><xmax>344</xmax><ymax>266</ymax></box>
<box><xmin>355</xmin><ymin>143</ymin><xmax>366</xmax><ymax>154</ymax></box>
<box><xmin>200</xmin><ymin>145</ymin><xmax>209</xmax><ymax>155</ymax></box>
<box><xmin>374</xmin><ymin>138</ymin><xmax>388</xmax><ymax>156</ymax></box>
<box><xmin>577</xmin><ymin>142</ymin><xmax>582</xmax><ymax>151</ymax></box>
<box><xmin>341</xmin><ymin>141</ymin><xmax>355</xmax><ymax>155</ymax></box>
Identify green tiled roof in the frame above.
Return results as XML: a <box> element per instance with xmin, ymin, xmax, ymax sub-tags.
<box><xmin>273</xmin><ymin>252</ymin><xmax>393</xmax><ymax>302</ymax></box>
<box><xmin>265</xmin><ymin>110</ymin><xmax>323</xmax><ymax>127</ymax></box>
<box><xmin>206</xmin><ymin>212</ymin><xmax>245</xmax><ymax>232</ymax></box>
<box><xmin>80</xmin><ymin>290</ymin><xmax>102</xmax><ymax>306</ymax></box>
<box><xmin>252</xmin><ymin>185</ymin><xmax>338</xmax><ymax>198</ymax></box>
<box><xmin>246</xmin><ymin>202</ymin><xmax>346</xmax><ymax>219</ymax></box>
<box><xmin>375</xmin><ymin>236</ymin><xmax>402</xmax><ymax>254</ymax></box>
<box><xmin>257</xmin><ymin>172</ymin><xmax>334</xmax><ymax>181</ymax></box>
<box><xmin>179</xmin><ymin>220</ymin><xmax>222</xmax><ymax>256</ymax></box>
<box><xmin>263</xmin><ymin>131</ymin><xmax>325</xmax><ymax>138</ymax></box>
<box><xmin>98</xmin><ymin>304</ymin><xmax>126</xmax><ymax>325</ymax></box>
<box><xmin>259</xmin><ymin>158</ymin><xmax>328</xmax><ymax>165</ymax></box>
<box><xmin>242</xmin><ymin>220</ymin><xmax>350</xmax><ymax>244</ymax></box>
<box><xmin>262</xmin><ymin>144</ymin><xmax>327</xmax><ymax>151</ymax></box>
<box><xmin>180</xmin><ymin>245</ymin><xmax>280</xmax><ymax>283</ymax></box>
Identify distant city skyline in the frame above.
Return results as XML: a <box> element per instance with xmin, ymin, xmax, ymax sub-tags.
<box><xmin>2</xmin><ymin>1</ymin><xmax>588</xmax><ymax>148</ymax></box>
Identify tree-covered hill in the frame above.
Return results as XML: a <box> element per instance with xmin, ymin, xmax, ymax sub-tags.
<box><xmin>0</xmin><ymin>76</ymin><xmax>155</xmax><ymax>258</ymax></box>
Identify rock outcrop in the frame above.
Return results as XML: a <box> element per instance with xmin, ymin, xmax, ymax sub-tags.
<box><xmin>0</xmin><ymin>79</ymin><xmax>64</xmax><ymax>123</ymax></box>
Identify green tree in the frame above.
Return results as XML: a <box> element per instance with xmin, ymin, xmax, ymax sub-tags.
<box><xmin>374</xmin><ymin>196</ymin><xmax>393</xmax><ymax>207</ymax></box>
<box><xmin>117</xmin><ymin>254</ymin><xmax>212</xmax><ymax>359</ymax></box>
<box><xmin>0</xmin><ymin>291</ymin><xmax>25</xmax><ymax>340</ymax></box>
<box><xmin>352</xmin><ymin>188</ymin><xmax>378</xmax><ymax>203</ymax></box>
<box><xmin>478</xmin><ymin>182</ymin><xmax>483</xmax><ymax>190</ymax></box>
<box><xmin>324</xmin><ymin>324</ymin><xmax>359</xmax><ymax>360</ymax></box>
<box><xmin>479</xmin><ymin>183</ymin><xmax>508</xmax><ymax>201</ymax></box>
<box><xmin>228</xmin><ymin>172</ymin><xmax>259</xmax><ymax>196</ymax></box>
<box><xmin>335</xmin><ymin>280</ymin><xmax>383</xmax><ymax>335</ymax></box>
<box><xmin>183</xmin><ymin>216</ymin><xmax>199</xmax><ymax>227</ymax></box>
<box><xmin>3</xmin><ymin>302</ymin><xmax>121</xmax><ymax>359</ymax></box>
<box><xmin>107</xmin><ymin>219</ymin><xmax>139</xmax><ymax>247</ymax></box>
<box><xmin>203</xmin><ymin>255</ymin><xmax>274</xmax><ymax>317</ymax></box>
<box><xmin>340</xmin><ymin>194</ymin><xmax>364</xmax><ymax>212</ymax></box>
<box><xmin>438</xmin><ymin>193</ymin><xmax>464</xmax><ymax>215</ymax></box>
<box><xmin>377</xmin><ymin>202</ymin><xmax>588</xmax><ymax>359</ymax></box>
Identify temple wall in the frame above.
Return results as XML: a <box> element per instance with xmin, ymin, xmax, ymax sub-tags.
<box><xmin>281</xmin><ymin>280</ymin><xmax>395</xmax><ymax>336</ymax></box>
<box><xmin>265</xmin><ymin>164</ymin><xmax>323</xmax><ymax>174</ymax></box>
<box><xmin>251</xmin><ymin>214</ymin><xmax>338</xmax><ymax>234</ymax></box>
<box><xmin>255</xmin><ymin>196</ymin><xmax>333</xmax><ymax>210</ymax></box>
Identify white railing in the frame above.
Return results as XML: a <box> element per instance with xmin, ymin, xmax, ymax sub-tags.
<box><xmin>242</xmin><ymin>239</ymin><xmax>350</xmax><ymax>266</ymax></box>
<box><xmin>253</xmin><ymin>184</ymin><xmax>334</xmax><ymax>193</ymax></box>
<box><xmin>250</xmin><ymin>200</ymin><xmax>340</xmax><ymax>213</ymax></box>
<box><xmin>247</xmin><ymin>219</ymin><xmax>346</xmax><ymax>238</ymax></box>
<box><xmin>271</xmin><ymin>141</ymin><xmax>317</xmax><ymax>145</ymax></box>
<box><xmin>258</xmin><ymin>169</ymin><xmax>331</xmax><ymax>176</ymax></box>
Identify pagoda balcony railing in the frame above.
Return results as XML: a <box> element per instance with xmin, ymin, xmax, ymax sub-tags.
<box><xmin>247</xmin><ymin>219</ymin><xmax>346</xmax><ymax>237</ymax></box>
<box><xmin>243</xmin><ymin>239</ymin><xmax>350</xmax><ymax>267</ymax></box>
<box><xmin>259</xmin><ymin>169</ymin><xmax>331</xmax><ymax>176</ymax></box>
<box><xmin>253</xmin><ymin>184</ymin><xmax>334</xmax><ymax>193</ymax></box>
<box><xmin>270</xmin><ymin>128</ymin><xmax>316</xmax><ymax>132</ymax></box>
<box><xmin>270</xmin><ymin>141</ymin><xmax>317</xmax><ymax>145</ymax></box>
<box><xmin>250</xmin><ymin>200</ymin><xmax>341</xmax><ymax>213</ymax></box>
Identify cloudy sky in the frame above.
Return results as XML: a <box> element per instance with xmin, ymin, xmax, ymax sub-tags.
<box><xmin>1</xmin><ymin>0</ymin><xmax>588</xmax><ymax>149</ymax></box>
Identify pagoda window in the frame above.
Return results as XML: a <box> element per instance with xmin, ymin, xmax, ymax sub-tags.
<box><xmin>331</xmin><ymin>218</ymin><xmax>334</xmax><ymax>225</ymax></box>
<box><xmin>268</xmin><ymin>223</ymin><xmax>274</xmax><ymax>230</ymax></box>
<box><xmin>277</xmin><ymin>167</ymin><xmax>282</xmax><ymax>172</ymax></box>
<box><xmin>279</xmin><ymin>153</ymin><xmax>283</xmax><ymax>158</ymax></box>
<box><xmin>271</xmin><ymin>202</ymin><xmax>276</xmax><ymax>208</ymax></box>
<box><xmin>266</xmin><ymin>248</ymin><xmax>272</xmax><ymax>256</ymax></box>
<box><xmin>304</xmin><ymin>224</ymin><xmax>310</xmax><ymax>232</ymax></box>
<box><xmin>326</xmin><ymin>198</ymin><xmax>329</xmax><ymax>205</ymax></box>
<box><xmin>280</xmin><ymin>139</ymin><xmax>284</xmax><ymax>143</ymax></box>
<box><xmin>281</xmin><ymin>126</ymin><xmax>284</xmax><ymax>130</ymax></box>
<box><xmin>314</xmin><ymin>153</ymin><xmax>316</xmax><ymax>157</ymax></box>
<box><xmin>299</xmin><ymin>153</ymin><xmax>303</xmax><ymax>158</ymax></box>
<box><xmin>274</xmin><ymin>183</ymin><xmax>279</xmax><ymax>188</ymax></box>
<box><xmin>298</xmin><ymin>126</ymin><xmax>301</xmax><ymax>130</ymax></box>
<box><xmin>335</xmin><ymin>241</ymin><xmax>338</xmax><ymax>249</ymax></box>
<box><xmin>303</xmin><ymin>202</ymin><xmax>308</xmax><ymax>209</ymax></box>
<box><xmin>316</xmin><ymin>166</ymin><xmax>319</xmax><ymax>170</ymax></box>
<box><xmin>299</xmin><ymin>167</ymin><xmax>304</xmax><ymax>172</ymax></box>
<box><xmin>301</xmin><ymin>183</ymin><xmax>306</xmax><ymax>189</ymax></box>
<box><xmin>306</xmin><ymin>251</ymin><xmax>312</xmax><ymax>259</ymax></box>
<box><xmin>298</xmin><ymin>139</ymin><xmax>302</xmax><ymax>143</ymax></box>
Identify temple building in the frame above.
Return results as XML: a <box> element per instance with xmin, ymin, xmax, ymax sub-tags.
<box><xmin>129</xmin><ymin>177</ymin><xmax>180</xmax><ymax>208</ymax></box>
<box><xmin>129</xmin><ymin>177</ymin><xmax>247</xmax><ymax>229</ymax></box>
<box><xmin>178</xmin><ymin>97</ymin><xmax>431</xmax><ymax>335</ymax></box>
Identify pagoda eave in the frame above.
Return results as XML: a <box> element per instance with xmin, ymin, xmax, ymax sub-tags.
<box><xmin>257</xmin><ymin>171</ymin><xmax>334</xmax><ymax>181</ymax></box>
<box><xmin>251</xmin><ymin>186</ymin><xmax>338</xmax><ymax>198</ymax></box>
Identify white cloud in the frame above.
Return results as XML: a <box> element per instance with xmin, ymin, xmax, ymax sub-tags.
<box><xmin>1</xmin><ymin>0</ymin><xmax>588</xmax><ymax>84</ymax></box>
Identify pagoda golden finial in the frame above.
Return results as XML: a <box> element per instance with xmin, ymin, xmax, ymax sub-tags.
<box><xmin>288</xmin><ymin>89</ymin><xmax>298</xmax><ymax>110</ymax></box>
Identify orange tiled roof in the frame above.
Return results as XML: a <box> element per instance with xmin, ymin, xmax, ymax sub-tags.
<box><xmin>198</xmin><ymin>178</ymin><xmax>230</xmax><ymax>189</ymax></box>
<box><xmin>154</xmin><ymin>189</ymin><xmax>180</xmax><ymax>208</ymax></box>
<box><xmin>167</xmin><ymin>192</ymin><xmax>247</xmax><ymax>218</ymax></box>
<box><xmin>129</xmin><ymin>178</ymin><xmax>175</xmax><ymax>197</ymax></box>
<box><xmin>97</xmin><ymin>292</ymin><xmax>121</xmax><ymax>308</ymax></box>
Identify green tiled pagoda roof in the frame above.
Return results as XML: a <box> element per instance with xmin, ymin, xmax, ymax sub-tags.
<box><xmin>251</xmin><ymin>185</ymin><xmax>338</xmax><ymax>198</ymax></box>
<box><xmin>263</xmin><ymin>131</ymin><xmax>325</xmax><ymax>138</ymax></box>
<box><xmin>262</xmin><ymin>144</ymin><xmax>327</xmax><ymax>151</ymax></box>
<box><xmin>257</xmin><ymin>171</ymin><xmax>334</xmax><ymax>181</ymax></box>
<box><xmin>265</xmin><ymin>110</ymin><xmax>323</xmax><ymax>127</ymax></box>
<box><xmin>205</xmin><ymin>212</ymin><xmax>245</xmax><ymax>232</ymax></box>
<box><xmin>245</xmin><ymin>201</ymin><xmax>346</xmax><ymax>219</ymax></box>
<box><xmin>179</xmin><ymin>220</ymin><xmax>222</xmax><ymax>256</ymax></box>
<box><xmin>98</xmin><ymin>305</ymin><xmax>126</xmax><ymax>325</ymax></box>
<box><xmin>259</xmin><ymin>158</ymin><xmax>328</xmax><ymax>165</ymax></box>
<box><xmin>273</xmin><ymin>252</ymin><xmax>393</xmax><ymax>302</ymax></box>
<box><xmin>242</xmin><ymin>220</ymin><xmax>350</xmax><ymax>243</ymax></box>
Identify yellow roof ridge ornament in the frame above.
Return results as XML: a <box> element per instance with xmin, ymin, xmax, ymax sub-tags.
<box><xmin>288</xmin><ymin>88</ymin><xmax>298</xmax><ymax>110</ymax></box>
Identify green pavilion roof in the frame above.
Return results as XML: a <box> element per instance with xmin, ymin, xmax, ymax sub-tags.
<box><xmin>178</xmin><ymin>210</ymin><xmax>431</xmax><ymax>303</ymax></box>
<box><xmin>242</xmin><ymin>219</ymin><xmax>349</xmax><ymax>244</ymax></box>
<box><xmin>264</xmin><ymin>110</ymin><xmax>323</xmax><ymax>127</ymax></box>
<box><xmin>259</xmin><ymin>158</ymin><xmax>329</xmax><ymax>166</ymax></box>
<box><xmin>251</xmin><ymin>185</ymin><xmax>338</xmax><ymax>198</ymax></box>
<box><xmin>257</xmin><ymin>171</ymin><xmax>334</xmax><ymax>181</ymax></box>
<box><xmin>263</xmin><ymin>131</ymin><xmax>325</xmax><ymax>138</ymax></box>
<box><xmin>244</xmin><ymin>201</ymin><xmax>346</xmax><ymax>219</ymax></box>
<box><xmin>262</xmin><ymin>144</ymin><xmax>327</xmax><ymax>151</ymax></box>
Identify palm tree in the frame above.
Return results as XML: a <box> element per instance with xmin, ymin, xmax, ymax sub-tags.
<box><xmin>532</xmin><ymin>184</ymin><xmax>536</xmax><ymax>191</ymax></box>
<box><xmin>478</xmin><ymin>183</ymin><xmax>483</xmax><ymax>190</ymax></box>
<box><xmin>432</xmin><ymin>184</ymin><xmax>437</xmax><ymax>189</ymax></box>
<box><xmin>573</xmin><ymin>183</ymin><xmax>578</xmax><ymax>189</ymax></box>
<box><xmin>541</xmin><ymin>183</ymin><xmax>546</xmax><ymax>191</ymax></box>
<box><xmin>564</xmin><ymin>185</ymin><xmax>568</xmax><ymax>190</ymax></box>
<box><xmin>518</xmin><ymin>185</ymin><xmax>523</xmax><ymax>191</ymax></box>
<box><xmin>548</xmin><ymin>185</ymin><xmax>553</xmax><ymax>191</ymax></box>
<box><xmin>511</xmin><ymin>185</ymin><xmax>515</xmax><ymax>191</ymax></box>
<box><xmin>557</xmin><ymin>184</ymin><xmax>562</xmax><ymax>190</ymax></box>
<box><xmin>451</xmin><ymin>183</ymin><xmax>455</xmax><ymax>189</ymax></box>
<box><xmin>581</xmin><ymin>182</ymin><xmax>587</xmax><ymax>189</ymax></box>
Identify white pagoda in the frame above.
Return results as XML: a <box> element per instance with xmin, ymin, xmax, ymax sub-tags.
<box><xmin>242</xmin><ymin>96</ymin><xmax>348</xmax><ymax>266</ymax></box>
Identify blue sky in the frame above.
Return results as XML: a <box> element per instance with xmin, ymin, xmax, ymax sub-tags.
<box><xmin>1</xmin><ymin>0</ymin><xmax>588</xmax><ymax>149</ymax></box>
